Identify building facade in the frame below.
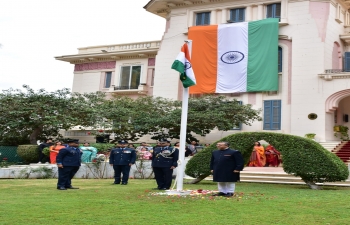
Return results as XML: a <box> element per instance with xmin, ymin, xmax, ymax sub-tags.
<box><xmin>56</xmin><ymin>0</ymin><xmax>350</xmax><ymax>143</ymax></box>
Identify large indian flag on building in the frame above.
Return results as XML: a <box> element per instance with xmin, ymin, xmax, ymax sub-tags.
<box><xmin>188</xmin><ymin>18</ymin><xmax>279</xmax><ymax>94</ymax></box>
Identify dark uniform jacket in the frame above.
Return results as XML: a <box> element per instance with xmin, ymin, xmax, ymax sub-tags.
<box><xmin>152</xmin><ymin>147</ymin><xmax>179</xmax><ymax>168</ymax></box>
<box><xmin>109</xmin><ymin>147</ymin><xmax>136</xmax><ymax>165</ymax></box>
<box><xmin>56</xmin><ymin>146</ymin><xmax>82</xmax><ymax>167</ymax></box>
<box><xmin>210</xmin><ymin>148</ymin><xmax>244</xmax><ymax>182</ymax></box>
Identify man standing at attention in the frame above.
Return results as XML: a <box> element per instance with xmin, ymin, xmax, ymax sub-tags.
<box><xmin>109</xmin><ymin>140</ymin><xmax>136</xmax><ymax>185</ymax></box>
<box><xmin>152</xmin><ymin>139</ymin><xmax>179</xmax><ymax>190</ymax></box>
<box><xmin>56</xmin><ymin>139</ymin><xmax>82</xmax><ymax>190</ymax></box>
<box><xmin>210</xmin><ymin>141</ymin><xmax>244</xmax><ymax>197</ymax></box>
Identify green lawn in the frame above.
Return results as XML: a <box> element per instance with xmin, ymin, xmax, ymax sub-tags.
<box><xmin>0</xmin><ymin>179</ymin><xmax>349</xmax><ymax>225</ymax></box>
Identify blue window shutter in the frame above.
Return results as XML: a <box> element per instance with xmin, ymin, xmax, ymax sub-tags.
<box><xmin>264</xmin><ymin>100</ymin><xmax>281</xmax><ymax>130</ymax></box>
<box><xmin>204</xmin><ymin>12</ymin><xmax>210</xmax><ymax>25</ymax></box>
<box><xmin>344</xmin><ymin>52</ymin><xmax>350</xmax><ymax>72</ymax></box>
<box><xmin>267</xmin><ymin>3</ymin><xmax>281</xmax><ymax>19</ymax></box>
<box><xmin>196</xmin><ymin>12</ymin><xmax>211</xmax><ymax>26</ymax></box>
<box><xmin>266</xmin><ymin>4</ymin><xmax>273</xmax><ymax>18</ymax></box>
<box><xmin>278</xmin><ymin>47</ymin><xmax>282</xmax><ymax>73</ymax></box>
<box><xmin>105</xmin><ymin>72</ymin><xmax>112</xmax><ymax>88</ymax></box>
<box><xmin>230</xmin><ymin>8</ymin><xmax>245</xmax><ymax>22</ymax></box>
<box><xmin>275</xmin><ymin>3</ymin><xmax>281</xmax><ymax>18</ymax></box>
<box><xmin>264</xmin><ymin>101</ymin><xmax>272</xmax><ymax>130</ymax></box>
<box><xmin>238</xmin><ymin>8</ymin><xmax>245</xmax><ymax>22</ymax></box>
<box><xmin>272</xmin><ymin>100</ymin><xmax>281</xmax><ymax>130</ymax></box>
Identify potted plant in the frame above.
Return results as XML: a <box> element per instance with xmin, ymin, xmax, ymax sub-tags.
<box><xmin>334</xmin><ymin>125</ymin><xmax>349</xmax><ymax>141</ymax></box>
<box><xmin>304</xmin><ymin>133</ymin><xmax>316</xmax><ymax>140</ymax></box>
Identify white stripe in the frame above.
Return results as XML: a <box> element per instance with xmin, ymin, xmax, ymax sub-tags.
<box><xmin>216</xmin><ymin>22</ymin><xmax>248</xmax><ymax>93</ymax></box>
<box><xmin>175</xmin><ymin>52</ymin><xmax>186</xmax><ymax>63</ymax></box>
<box><xmin>185</xmin><ymin>58</ymin><xmax>196</xmax><ymax>84</ymax></box>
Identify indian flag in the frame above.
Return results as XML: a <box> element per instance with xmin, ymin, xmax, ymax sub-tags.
<box><xmin>188</xmin><ymin>18</ymin><xmax>279</xmax><ymax>94</ymax></box>
<box><xmin>171</xmin><ymin>43</ymin><xmax>196</xmax><ymax>88</ymax></box>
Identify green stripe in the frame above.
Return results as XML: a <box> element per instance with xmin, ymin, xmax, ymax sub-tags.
<box><xmin>247</xmin><ymin>18</ymin><xmax>279</xmax><ymax>92</ymax></box>
<box><xmin>180</xmin><ymin>72</ymin><xmax>196</xmax><ymax>88</ymax></box>
<box><xmin>171</xmin><ymin>60</ymin><xmax>185</xmax><ymax>74</ymax></box>
<box><xmin>172</xmin><ymin>59</ymin><xmax>196</xmax><ymax>88</ymax></box>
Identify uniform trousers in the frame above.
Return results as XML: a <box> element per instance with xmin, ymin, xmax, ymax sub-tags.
<box><xmin>218</xmin><ymin>182</ymin><xmax>236</xmax><ymax>194</ymax></box>
<box><xmin>113</xmin><ymin>165</ymin><xmax>131</xmax><ymax>184</ymax></box>
<box><xmin>153</xmin><ymin>167</ymin><xmax>173</xmax><ymax>189</ymax></box>
<box><xmin>57</xmin><ymin>166</ymin><xmax>80</xmax><ymax>188</ymax></box>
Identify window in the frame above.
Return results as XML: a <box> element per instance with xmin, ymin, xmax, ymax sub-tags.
<box><xmin>104</xmin><ymin>72</ymin><xmax>112</xmax><ymax>88</ymax></box>
<box><xmin>263</xmin><ymin>100</ymin><xmax>281</xmax><ymax>130</ymax></box>
<box><xmin>344</xmin><ymin>52</ymin><xmax>350</xmax><ymax>72</ymax></box>
<box><xmin>229</xmin><ymin>8</ymin><xmax>245</xmax><ymax>23</ymax></box>
<box><xmin>266</xmin><ymin>3</ymin><xmax>281</xmax><ymax>19</ymax></box>
<box><xmin>151</xmin><ymin>68</ymin><xmax>155</xmax><ymax>86</ymax></box>
<box><xmin>119</xmin><ymin>65</ymin><xmax>141</xmax><ymax>89</ymax></box>
<box><xmin>232</xmin><ymin>101</ymin><xmax>243</xmax><ymax>130</ymax></box>
<box><xmin>278</xmin><ymin>46</ymin><xmax>282</xmax><ymax>73</ymax></box>
<box><xmin>196</xmin><ymin>12</ymin><xmax>211</xmax><ymax>26</ymax></box>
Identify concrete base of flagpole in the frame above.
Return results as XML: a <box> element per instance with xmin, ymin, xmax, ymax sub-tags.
<box><xmin>165</xmin><ymin>190</ymin><xmax>192</xmax><ymax>196</ymax></box>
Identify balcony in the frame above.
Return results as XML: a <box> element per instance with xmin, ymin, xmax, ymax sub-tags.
<box><xmin>109</xmin><ymin>84</ymin><xmax>148</xmax><ymax>95</ymax></box>
<box><xmin>318</xmin><ymin>69</ymin><xmax>350</xmax><ymax>81</ymax></box>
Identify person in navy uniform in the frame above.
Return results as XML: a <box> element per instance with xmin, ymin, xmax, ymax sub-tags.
<box><xmin>152</xmin><ymin>139</ymin><xmax>179</xmax><ymax>190</ymax></box>
<box><xmin>109</xmin><ymin>140</ymin><xmax>136</xmax><ymax>185</ymax></box>
<box><xmin>56</xmin><ymin>139</ymin><xmax>82</xmax><ymax>190</ymax></box>
<box><xmin>210</xmin><ymin>141</ymin><xmax>244</xmax><ymax>197</ymax></box>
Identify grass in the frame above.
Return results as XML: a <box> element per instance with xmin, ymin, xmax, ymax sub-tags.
<box><xmin>0</xmin><ymin>179</ymin><xmax>350</xmax><ymax>225</ymax></box>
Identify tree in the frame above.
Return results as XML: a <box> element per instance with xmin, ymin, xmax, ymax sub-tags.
<box><xmin>97</xmin><ymin>96</ymin><xmax>176</xmax><ymax>142</ymax></box>
<box><xmin>0</xmin><ymin>85</ymin><xmax>105</xmax><ymax>145</ymax></box>
<box><xmin>99</xmin><ymin>95</ymin><xmax>261</xmax><ymax>143</ymax></box>
<box><xmin>150</xmin><ymin>95</ymin><xmax>262</xmax><ymax>143</ymax></box>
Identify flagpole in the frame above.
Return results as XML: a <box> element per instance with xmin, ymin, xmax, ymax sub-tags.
<box><xmin>176</xmin><ymin>40</ymin><xmax>192</xmax><ymax>191</ymax></box>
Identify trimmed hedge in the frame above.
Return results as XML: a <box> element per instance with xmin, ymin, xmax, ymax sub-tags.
<box><xmin>17</xmin><ymin>145</ymin><xmax>39</xmax><ymax>164</ymax></box>
<box><xmin>185</xmin><ymin>132</ymin><xmax>349</xmax><ymax>184</ymax></box>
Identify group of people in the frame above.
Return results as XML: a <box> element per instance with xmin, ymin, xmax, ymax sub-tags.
<box><xmin>52</xmin><ymin>137</ymin><xmax>245</xmax><ymax>198</ymax></box>
<box><xmin>248</xmin><ymin>142</ymin><xmax>282</xmax><ymax>167</ymax></box>
<box><xmin>38</xmin><ymin>139</ymin><xmax>98</xmax><ymax>164</ymax></box>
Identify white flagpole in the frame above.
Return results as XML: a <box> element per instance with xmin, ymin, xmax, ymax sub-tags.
<box><xmin>176</xmin><ymin>40</ymin><xmax>192</xmax><ymax>191</ymax></box>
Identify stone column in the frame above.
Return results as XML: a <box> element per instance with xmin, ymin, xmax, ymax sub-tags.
<box><xmin>221</xmin><ymin>8</ymin><xmax>227</xmax><ymax>23</ymax></box>
<box><xmin>245</xmin><ymin>5</ymin><xmax>252</xmax><ymax>21</ymax></box>
<box><xmin>210</xmin><ymin>10</ymin><xmax>217</xmax><ymax>24</ymax></box>
<box><xmin>257</xmin><ymin>4</ymin><xmax>264</xmax><ymax>20</ymax></box>
<box><xmin>280</xmin><ymin>0</ymin><xmax>288</xmax><ymax>23</ymax></box>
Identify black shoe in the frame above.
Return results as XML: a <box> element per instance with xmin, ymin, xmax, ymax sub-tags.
<box><xmin>121</xmin><ymin>183</ymin><xmax>127</xmax><ymax>185</ymax></box>
<box><xmin>112</xmin><ymin>183</ymin><xmax>120</xmax><ymax>185</ymax></box>
<box><xmin>57</xmin><ymin>187</ymin><xmax>67</xmax><ymax>190</ymax></box>
<box><xmin>160</xmin><ymin>188</ymin><xmax>169</xmax><ymax>190</ymax></box>
<box><xmin>66</xmin><ymin>186</ymin><xmax>79</xmax><ymax>189</ymax></box>
<box><xmin>224</xmin><ymin>193</ymin><xmax>233</xmax><ymax>197</ymax></box>
<box><xmin>212</xmin><ymin>192</ymin><xmax>226</xmax><ymax>196</ymax></box>
<box><xmin>152</xmin><ymin>187</ymin><xmax>160</xmax><ymax>190</ymax></box>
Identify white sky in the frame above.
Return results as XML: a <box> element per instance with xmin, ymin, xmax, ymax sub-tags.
<box><xmin>0</xmin><ymin>0</ymin><xmax>165</xmax><ymax>92</ymax></box>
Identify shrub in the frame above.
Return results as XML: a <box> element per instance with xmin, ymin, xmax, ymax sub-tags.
<box><xmin>42</xmin><ymin>147</ymin><xmax>50</xmax><ymax>156</ymax></box>
<box><xmin>89</xmin><ymin>143</ymin><xmax>115</xmax><ymax>154</ymax></box>
<box><xmin>17</xmin><ymin>145</ymin><xmax>39</xmax><ymax>164</ymax></box>
<box><xmin>185</xmin><ymin>132</ymin><xmax>349</xmax><ymax>189</ymax></box>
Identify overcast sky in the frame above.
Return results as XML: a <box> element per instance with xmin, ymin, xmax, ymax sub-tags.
<box><xmin>0</xmin><ymin>0</ymin><xmax>165</xmax><ymax>92</ymax></box>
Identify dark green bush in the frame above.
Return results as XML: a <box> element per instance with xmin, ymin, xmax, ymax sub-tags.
<box><xmin>89</xmin><ymin>143</ymin><xmax>115</xmax><ymax>154</ymax></box>
<box><xmin>17</xmin><ymin>145</ymin><xmax>39</xmax><ymax>164</ymax></box>
<box><xmin>185</xmin><ymin>132</ymin><xmax>349</xmax><ymax>184</ymax></box>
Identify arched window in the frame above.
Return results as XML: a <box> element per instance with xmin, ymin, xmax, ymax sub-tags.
<box><xmin>278</xmin><ymin>46</ymin><xmax>282</xmax><ymax>73</ymax></box>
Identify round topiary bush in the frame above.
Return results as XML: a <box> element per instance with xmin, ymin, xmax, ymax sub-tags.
<box><xmin>185</xmin><ymin>132</ymin><xmax>349</xmax><ymax>189</ymax></box>
<box><xmin>17</xmin><ymin>145</ymin><xmax>39</xmax><ymax>164</ymax></box>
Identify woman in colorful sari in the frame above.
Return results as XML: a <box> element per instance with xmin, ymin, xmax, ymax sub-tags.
<box><xmin>248</xmin><ymin>142</ymin><xmax>266</xmax><ymax>167</ymax></box>
<box><xmin>80</xmin><ymin>143</ymin><xmax>98</xmax><ymax>163</ymax></box>
<box><xmin>265</xmin><ymin>145</ymin><xmax>281</xmax><ymax>167</ymax></box>
<box><xmin>49</xmin><ymin>141</ymin><xmax>64</xmax><ymax>164</ymax></box>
